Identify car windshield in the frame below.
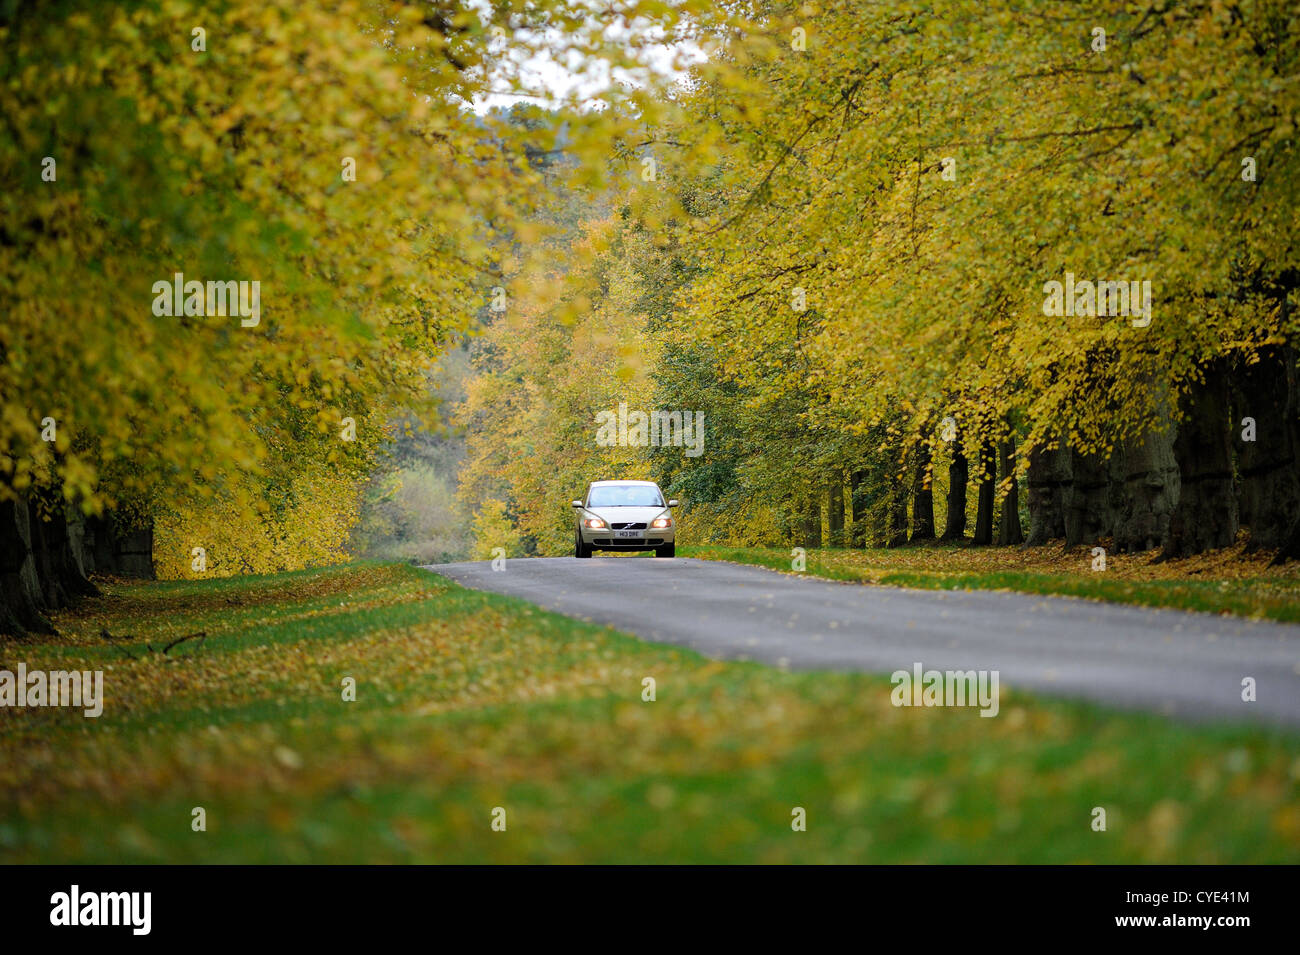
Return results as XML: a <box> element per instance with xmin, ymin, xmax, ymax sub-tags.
<box><xmin>587</xmin><ymin>485</ymin><xmax>664</xmax><ymax>508</ymax></box>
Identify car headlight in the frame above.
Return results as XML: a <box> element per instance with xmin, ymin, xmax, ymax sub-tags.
<box><xmin>584</xmin><ymin>517</ymin><xmax>607</xmax><ymax>529</ymax></box>
<box><xmin>651</xmin><ymin>517</ymin><xmax>672</xmax><ymax>529</ymax></box>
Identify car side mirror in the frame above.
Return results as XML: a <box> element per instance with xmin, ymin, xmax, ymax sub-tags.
<box><xmin>667</xmin><ymin>499</ymin><xmax>679</xmax><ymax>507</ymax></box>
<box><xmin>571</xmin><ymin>500</ymin><xmax>583</xmax><ymax>508</ymax></box>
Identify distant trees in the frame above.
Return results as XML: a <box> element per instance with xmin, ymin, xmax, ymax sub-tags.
<box><xmin>457</xmin><ymin>217</ymin><xmax>664</xmax><ymax>554</ymax></box>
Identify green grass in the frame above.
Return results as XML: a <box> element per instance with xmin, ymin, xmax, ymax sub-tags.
<box><xmin>2</xmin><ymin>561</ymin><xmax>1298</xmax><ymax>863</ymax></box>
<box><xmin>680</xmin><ymin>544</ymin><xmax>1300</xmax><ymax>623</ymax></box>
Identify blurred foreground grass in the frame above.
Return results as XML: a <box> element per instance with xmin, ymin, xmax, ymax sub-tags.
<box><xmin>2</xmin><ymin>561</ymin><xmax>1297</xmax><ymax>863</ymax></box>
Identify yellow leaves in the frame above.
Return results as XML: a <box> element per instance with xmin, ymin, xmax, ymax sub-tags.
<box><xmin>470</xmin><ymin>500</ymin><xmax>526</xmax><ymax>560</ymax></box>
<box><xmin>210</xmin><ymin>105</ymin><xmax>246</xmax><ymax>136</ymax></box>
<box><xmin>61</xmin><ymin>456</ymin><xmax>99</xmax><ymax>503</ymax></box>
<box><xmin>155</xmin><ymin>462</ymin><xmax>362</xmax><ymax>579</ymax></box>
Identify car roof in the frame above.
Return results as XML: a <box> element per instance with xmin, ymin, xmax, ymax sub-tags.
<box><xmin>589</xmin><ymin>480</ymin><xmax>659</xmax><ymax>486</ymax></box>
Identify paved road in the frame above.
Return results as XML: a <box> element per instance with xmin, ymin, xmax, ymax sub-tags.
<box><xmin>424</xmin><ymin>556</ymin><xmax>1300</xmax><ymax>727</ymax></box>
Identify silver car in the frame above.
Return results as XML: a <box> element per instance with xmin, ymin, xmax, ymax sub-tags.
<box><xmin>572</xmin><ymin>480</ymin><xmax>677</xmax><ymax>558</ymax></box>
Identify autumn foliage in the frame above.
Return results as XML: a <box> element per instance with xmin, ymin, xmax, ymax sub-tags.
<box><xmin>0</xmin><ymin>0</ymin><xmax>716</xmax><ymax>631</ymax></box>
<box><xmin>460</xmin><ymin>0</ymin><xmax>1300</xmax><ymax>565</ymax></box>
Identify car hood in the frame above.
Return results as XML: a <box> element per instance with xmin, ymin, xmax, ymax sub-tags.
<box><xmin>584</xmin><ymin>506</ymin><xmax>667</xmax><ymax>525</ymax></box>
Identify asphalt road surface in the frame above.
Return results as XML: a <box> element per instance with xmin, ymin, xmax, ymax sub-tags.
<box><xmin>424</xmin><ymin>556</ymin><xmax>1300</xmax><ymax>727</ymax></box>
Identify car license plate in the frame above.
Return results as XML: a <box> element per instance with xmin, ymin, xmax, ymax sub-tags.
<box><xmin>615</xmin><ymin>530</ymin><xmax>643</xmax><ymax>538</ymax></box>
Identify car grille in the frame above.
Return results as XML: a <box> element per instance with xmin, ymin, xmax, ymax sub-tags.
<box><xmin>593</xmin><ymin>538</ymin><xmax>663</xmax><ymax>546</ymax></box>
<box><xmin>609</xmin><ymin>522</ymin><xmax>647</xmax><ymax>530</ymax></box>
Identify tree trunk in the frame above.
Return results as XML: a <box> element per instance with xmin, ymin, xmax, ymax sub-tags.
<box><xmin>1235</xmin><ymin>346</ymin><xmax>1300</xmax><ymax>550</ymax></box>
<box><xmin>1110</xmin><ymin>424</ymin><xmax>1180</xmax><ymax>554</ymax></box>
<box><xmin>827</xmin><ymin>477</ymin><xmax>845</xmax><ymax>547</ymax></box>
<box><xmin>50</xmin><ymin>503</ymin><xmax>99</xmax><ymax>599</ymax></box>
<box><xmin>997</xmin><ymin>438</ymin><xmax>1024</xmax><ymax>545</ymax></box>
<box><xmin>84</xmin><ymin>511</ymin><xmax>155</xmax><ymax>579</ymax></box>
<box><xmin>940</xmin><ymin>432</ymin><xmax>968</xmax><ymax>541</ymax></box>
<box><xmin>887</xmin><ymin>470</ymin><xmax>908</xmax><ymax>548</ymax></box>
<box><xmin>849</xmin><ymin>470</ymin><xmax>868</xmax><ymax>547</ymax></box>
<box><xmin>27</xmin><ymin>498</ymin><xmax>72</xmax><ymax>610</ymax></box>
<box><xmin>871</xmin><ymin>494</ymin><xmax>888</xmax><ymax>547</ymax></box>
<box><xmin>117</xmin><ymin>522</ymin><xmax>155</xmax><ymax>578</ymax></box>
<box><xmin>1064</xmin><ymin>450</ymin><xmax>1115</xmax><ymax>546</ymax></box>
<box><xmin>66</xmin><ymin>505</ymin><xmax>93</xmax><ymax>577</ymax></box>
<box><xmin>86</xmin><ymin>514</ymin><xmax>120</xmax><ymax>575</ymax></box>
<box><xmin>1273</xmin><ymin>516</ymin><xmax>1300</xmax><ymax>564</ymax></box>
<box><xmin>0</xmin><ymin>498</ymin><xmax>55</xmax><ymax>636</ymax></box>
<box><xmin>910</xmin><ymin>440</ymin><xmax>936</xmax><ymax>542</ymax></box>
<box><xmin>971</xmin><ymin>440</ymin><xmax>995</xmax><ymax>545</ymax></box>
<box><xmin>1161</xmin><ymin>360</ymin><xmax>1238</xmax><ymax>559</ymax></box>
<box><xmin>1025</xmin><ymin>442</ymin><xmax>1071</xmax><ymax>545</ymax></box>
<box><xmin>802</xmin><ymin>495</ymin><xmax>822</xmax><ymax>548</ymax></box>
<box><xmin>29</xmin><ymin>491</ymin><xmax>100</xmax><ymax>604</ymax></box>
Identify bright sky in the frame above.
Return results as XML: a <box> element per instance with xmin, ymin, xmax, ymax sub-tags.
<box><xmin>468</xmin><ymin>10</ymin><xmax>707</xmax><ymax>114</ymax></box>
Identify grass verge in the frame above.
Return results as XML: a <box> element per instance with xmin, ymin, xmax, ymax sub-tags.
<box><xmin>679</xmin><ymin>543</ymin><xmax>1300</xmax><ymax>623</ymax></box>
<box><xmin>1</xmin><ymin>561</ymin><xmax>1297</xmax><ymax>863</ymax></box>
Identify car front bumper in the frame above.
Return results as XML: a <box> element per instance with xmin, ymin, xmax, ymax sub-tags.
<box><xmin>579</xmin><ymin>525</ymin><xmax>675</xmax><ymax>549</ymax></box>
